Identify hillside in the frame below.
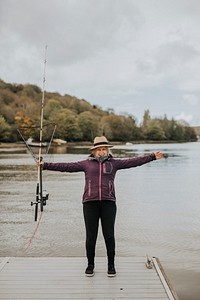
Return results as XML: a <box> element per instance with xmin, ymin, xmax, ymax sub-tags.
<box><xmin>0</xmin><ymin>79</ymin><xmax>197</xmax><ymax>143</ymax></box>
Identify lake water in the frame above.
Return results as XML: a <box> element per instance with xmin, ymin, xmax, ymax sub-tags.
<box><xmin>0</xmin><ymin>142</ymin><xmax>200</xmax><ymax>300</ymax></box>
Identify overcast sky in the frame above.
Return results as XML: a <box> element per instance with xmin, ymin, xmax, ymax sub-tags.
<box><xmin>1</xmin><ymin>0</ymin><xmax>200</xmax><ymax>125</ymax></box>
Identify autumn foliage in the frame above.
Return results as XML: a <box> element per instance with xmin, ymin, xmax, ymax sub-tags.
<box><xmin>0</xmin><ymin>79</ymin><xmax>197</xmax><ymax>143</ymax></box>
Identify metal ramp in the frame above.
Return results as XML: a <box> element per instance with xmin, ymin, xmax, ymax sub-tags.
<box><xmin>0</xmin><ymin>256</ymin><xmax>179</xmax><ymax>299</ymax></box>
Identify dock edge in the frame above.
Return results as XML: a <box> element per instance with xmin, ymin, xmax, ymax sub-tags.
<box><xmin>152</xmin><ymin>257</ymin><xmax>179</xmax><ymax>300</ymax></box>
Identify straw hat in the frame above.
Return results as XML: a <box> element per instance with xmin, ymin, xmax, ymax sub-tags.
<box><xmin>89</xmin><ymin>136</ymin><xmax>113</xmax><ymax>151</ymax></box>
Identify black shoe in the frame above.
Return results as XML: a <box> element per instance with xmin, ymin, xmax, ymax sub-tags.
<box><xmin>107</xmin><ymin>264</ymin><xmax>116</xmax><ymax>277</ymax></box>
<box><xmin>85</xmin><ymin>264</ymin><xmax>94</xmax><ymax>277</ymax></box>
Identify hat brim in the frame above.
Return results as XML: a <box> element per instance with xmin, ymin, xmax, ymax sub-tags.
<box><xmin>89</xmin><ymin>144</ymin><xmax>113</xmax><ymax>151</ymax></box>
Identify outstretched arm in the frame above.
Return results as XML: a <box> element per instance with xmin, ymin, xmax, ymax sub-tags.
<box><xmin>37</xmin><ymin>160</ymin><xmax>86</xmax><ymax>173</ymax></box>
<box><xmin>114</xmin><ymin>152</ymin><xmax>163</xmax><ymax>170</ymax></box>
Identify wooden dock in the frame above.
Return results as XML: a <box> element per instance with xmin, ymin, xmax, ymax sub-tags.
<box><xmin>0</xmin><ymin>256</ymin><xmax>179</xmax><ymax>300</ymax></box>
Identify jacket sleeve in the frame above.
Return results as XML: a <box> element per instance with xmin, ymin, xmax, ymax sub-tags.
<box><xmin>43</xmin><ymin>160</ymin><xmax>86</xmax><ymax>173</ymax></box>
<box><xmin>114</xmin><ymin>153</ymin><xmax>156</xmax><ymax>170</ymax></box>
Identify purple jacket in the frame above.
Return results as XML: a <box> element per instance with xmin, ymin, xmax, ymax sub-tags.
<box><xmin>43</xmin><ymin>154</ymin><xmax>156</xmax><ymax>203</ymax></box>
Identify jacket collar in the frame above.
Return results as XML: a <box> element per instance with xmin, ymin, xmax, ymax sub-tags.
<box><xmin>89</xmin><ymin>154</ymin><xmax>112</xmax><ymax>162</ymax></box>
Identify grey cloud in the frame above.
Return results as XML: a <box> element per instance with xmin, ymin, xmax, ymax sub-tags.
<box><xmin>155</xmin><ymin>40</ymin><xmax>199</xmax><ymax>73</ymax></box>
<box><xmin>0</xmin><ymin>0</ymin><xmax>143</xmax><ymax>66</ymax></box>
<box><xmin>1</xmin><ymin>0</ymin><xmax>200</xmax><ymax>125</ymax></box>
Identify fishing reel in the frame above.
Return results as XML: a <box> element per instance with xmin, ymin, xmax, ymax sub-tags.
<box><xmin>42</xmin><ymin>191</ymin><xmax>49</xmax><ymax>206</ymax></box>
<box><xmin>31</xmin><ymin>157</ymin><xmax>49</xmax><ymax>221</ymax></box>
<box><xmin>31</xmin><ymin>188</ymin><xmax>49</xmax><ymax>221</ymax></box>
<box><xmin>31</xmin><ymin>190</ymin><xmax>49</xmax><ymax>207</ymax></box>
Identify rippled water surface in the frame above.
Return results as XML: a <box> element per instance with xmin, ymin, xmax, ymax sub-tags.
<box><xmin>0</xmin><ymin>142</ymin><xmax>200</xmax><ymax>300</ymax></box>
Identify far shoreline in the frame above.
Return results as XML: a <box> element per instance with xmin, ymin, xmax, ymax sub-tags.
<box><xmin>0</xmin><ymin>139</ymin><xmax>198</xmax><ymax>150</ymax></box>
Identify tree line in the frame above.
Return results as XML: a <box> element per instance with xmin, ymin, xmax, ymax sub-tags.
<box><xmin>0</xmin><ymin>79</ymin><xmax>197</xmax><ymax>143</ymax></box>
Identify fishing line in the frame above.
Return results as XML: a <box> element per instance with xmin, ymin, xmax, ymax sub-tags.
<box><xmin>17</xmin><ymin>128</ymin><xmax>38</xmax><ymax>162</ymax></box>
<box><xmin>19</xmin><ymin>211</ymin><xmax>43</xmax><ymax>253</ymax></box>
<box><xmin>46</xmin><ymin>124</ymin><xmax>57</xmax><ymax>155</ymax></box>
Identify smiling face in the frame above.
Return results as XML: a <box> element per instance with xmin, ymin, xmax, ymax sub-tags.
<box><xmin>93</xmin><ymin>146</ymin><xmax>109</xmax><ymax>157</ymax></box>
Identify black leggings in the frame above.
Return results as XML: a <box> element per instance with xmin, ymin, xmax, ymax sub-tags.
<box><xmin>83</xmin><ymin>200</ymin><xmax>117</xmax><ymax>265</ymax></box>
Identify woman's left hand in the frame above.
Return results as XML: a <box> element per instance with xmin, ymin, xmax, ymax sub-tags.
<box><xmin>154</xmin><ymin>151</ymin><xmax>164</xmax><ymax>160</ymax></box>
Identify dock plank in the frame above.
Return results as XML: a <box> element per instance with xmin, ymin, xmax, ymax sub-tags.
<box><xmin>0</xmin><ymin>257</ymin><xmax>178</xmax><ymax>300</ymax></box>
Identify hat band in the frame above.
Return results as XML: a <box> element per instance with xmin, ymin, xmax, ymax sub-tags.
<box><xmin>93</xmin><ymin>141</ymin><xmax>108</xmax><ymax>147</ymax></box>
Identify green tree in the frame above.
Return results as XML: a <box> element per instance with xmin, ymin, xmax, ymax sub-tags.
<box><xmin>44</xmin><ymin>99</ymin><xmax>63</xmax><ymax>118</ymax></box>
<box><xmin>20</xmin><ymin>84</ymin><xmax>41</xmax><ymax>98</ymax></box>
<box><xmin>0</xmin><ymin>89</ymin><xmax>15</xmax><ymax>105</ymax></box>
<box><xmin>49</xmin><ymin>108</ymin><xmax>82</xmax><ymax>141</ymax></box>
<box><xmin>169</xmin><ymin>119</ymin><xmax>185</xmax><ymax>141</ymax></box>
<box><xmin>122</xmin><ymin>115</ymin><xmax>139</xmax><ymax>140</ymax></box>
<box><xmin>0</xmin><ymin>105</ymin><xmax>15</xmax><ymax>124</ymax></box>
<box><xmin>100</xmin><ymin>114</ymin><xmax>133</xmax><ymax>141</ymax></box>
<box><xmin>0</xmin><ymin>115</ymin><xmax>11</xmax><ymax>141</ymax></box>
<box><xmin>146</xmin><ymin>120</ymin><xmax>166</xmax><ymax>141</ymax></box>
<box><xmin>141</xmin><ymin>109</ymin><xmax>151</xmax><ymax>139</ymax></box>
<box><xmin>160</xmin><ymin>115</ymin><xmax>172</xmax><ymax>140</ymax></box>
<box><xmin>78</xmin><ymin>111</ymin><xmax>100</xmax><ymax>141</ymax></box>
<box><xmin>68</xmin><ymin>97</ymin><xmax>92</xmax><ymax>113</ymax></box>
<box><xmin>184</xmin><ymin>126</ymin><xmax>197</xmax><ymax>141</ymax></box>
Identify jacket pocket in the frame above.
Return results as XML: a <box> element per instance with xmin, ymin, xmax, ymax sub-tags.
<box><xmin>109</xmin><ymin>181</ymin><xmax>114</xmax><ymax>197</ymax></box>
<box><xmin>88</xmin><ymin>180</ymin><xmax>92</xmax><ymax>197</ymax></box>
<box><xmin>103</xmin><ymin>162</ymin><xmax>113</xmax><ymax>174</ymax></box>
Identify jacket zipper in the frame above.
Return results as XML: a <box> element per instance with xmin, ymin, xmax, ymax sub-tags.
<box><xmin>99</xmin><ymin>162</ymin><xmax>102</xmax><ymax>200</ymax></box>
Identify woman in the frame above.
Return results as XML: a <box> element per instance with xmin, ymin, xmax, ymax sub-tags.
<box><xmin>41</xmin><ymin>136</ymin><xmax>163</xmax><ymax>277</ymax></box>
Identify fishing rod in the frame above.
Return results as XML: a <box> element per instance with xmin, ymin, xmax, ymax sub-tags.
<box><xmin>18</xmin><ymin>46</ymin><xmax>56</xmax><ymax>221</ymax></box>
<box><xmin>32</xmin><ymin>45</ymin><xmax>48</xmax><ymax>221</ymax></box>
